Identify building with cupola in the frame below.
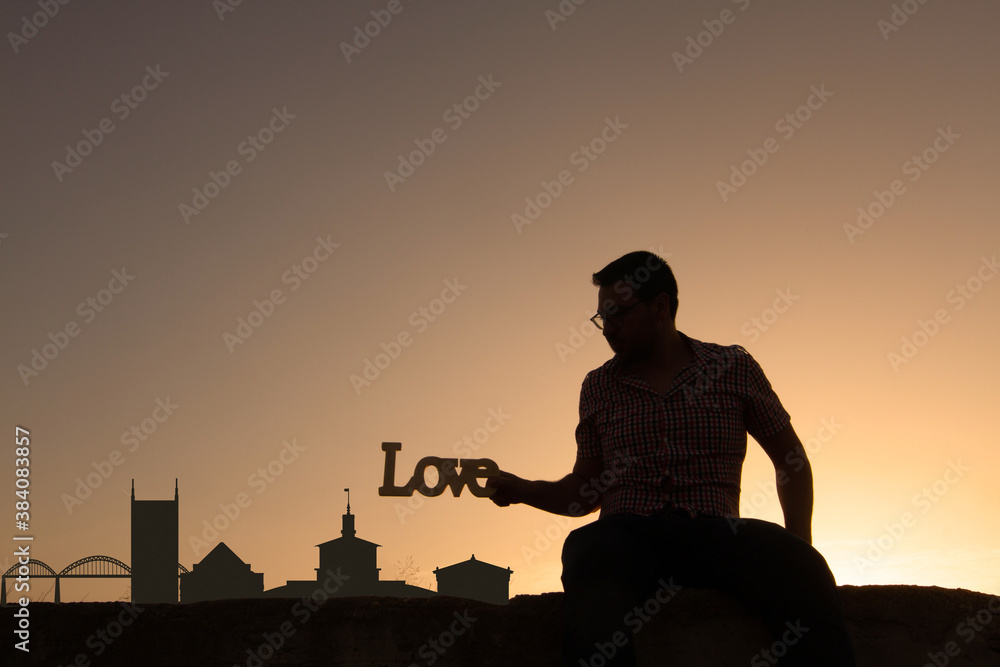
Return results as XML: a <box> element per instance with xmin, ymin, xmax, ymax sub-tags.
<box><xmin>261</xmin><ymin>495</ymin><xmax>434</xmax><ymax>599</ymax></box>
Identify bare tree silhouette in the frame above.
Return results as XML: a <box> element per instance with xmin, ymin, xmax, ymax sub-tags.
<box><xmin>395</xmin><ymin>555</ymin><xmax>420</xmax><ymax>585</ymax></box>
<box><xmin>394</xmin><ymin>555</ymin><xmax>436</xmax><ymax>590</ymax></box>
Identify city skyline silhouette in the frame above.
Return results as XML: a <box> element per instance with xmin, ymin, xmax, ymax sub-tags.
<box><xmin>3</xmin><ymin>483</ymin><xmax>512</xmax><ymax>606</ymax></box>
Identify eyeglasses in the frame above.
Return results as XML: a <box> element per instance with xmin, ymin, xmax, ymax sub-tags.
<box><xmin>590</xmin><ymin>300</ymin><xmax>646</xmax><ymax>330</ymax></box>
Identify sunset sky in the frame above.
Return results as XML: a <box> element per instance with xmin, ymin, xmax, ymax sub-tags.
<box><xmin>2</xmin><ymin>0</ymin><xmax>998</xmax><ymax>605</ymax></box>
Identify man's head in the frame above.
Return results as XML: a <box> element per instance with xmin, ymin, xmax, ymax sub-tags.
<box><xmin>591</xmin><ymin>251</ymin><xmax>678</xmax><ymax>361</ymax></box>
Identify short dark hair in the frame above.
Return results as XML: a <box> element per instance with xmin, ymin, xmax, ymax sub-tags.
<box><xmin>592</xmin><ymin>251</ymin><xmax>678</xmax><ymax>319</ymax></box>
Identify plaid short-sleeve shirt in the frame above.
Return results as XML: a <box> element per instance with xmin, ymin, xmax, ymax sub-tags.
<box><xmin>575</xmin><ymin>332</ymin><xmax>791</xmax><ymax>519</ymax></box>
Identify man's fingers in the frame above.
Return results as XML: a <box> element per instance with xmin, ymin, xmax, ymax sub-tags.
<box><xmin>487</xmin><ymin>470</ymin><xmax>510</xmax><ymax>488</ymax></box>
<box><xmin>486</xmin><ymin>471</ymin><xmax>511</xmax><ymax>505</ymax></box>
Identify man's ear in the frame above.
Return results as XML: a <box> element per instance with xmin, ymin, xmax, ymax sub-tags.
<box><xmin>650</xmin><ymin>293</ymin><xmax>673</xmax><ymax>324</ymax></box>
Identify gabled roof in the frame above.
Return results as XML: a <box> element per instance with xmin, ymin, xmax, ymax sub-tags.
<box><xmin>434</xmin><ymin>554</ymin><xmax>512</xmax><ymax>575</ymax></box>
<box><xmin>195</xmin><ymin>542</ymin><xmax>249</xmax><ymax>569</ymax></box>
<box><xmin>316</xmin><ymin>535</ymin><xmax>381</xmax><ymax>549</ymax></box>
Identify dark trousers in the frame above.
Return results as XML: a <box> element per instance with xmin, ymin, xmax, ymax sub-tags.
<box><xmin>561</xmin><ymin>513</ymin><xmax>857</xmax><ymax>666</ymax></box>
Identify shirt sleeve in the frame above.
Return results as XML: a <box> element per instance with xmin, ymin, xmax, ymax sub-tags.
<box><xmin>736</xmin><ymin>347</ymin><xmax>791</xmax><ymax>441</ymax></box>
<box><xmin>575</xmin><ymin>371</ymin><xmax>602</xmax><ymax>460</ymax></box>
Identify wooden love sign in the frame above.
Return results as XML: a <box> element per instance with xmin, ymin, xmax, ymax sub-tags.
<box><xmin>378</xmin><ymin>442</ymin><xmax>499</xmax><ymax>497</ymax></box>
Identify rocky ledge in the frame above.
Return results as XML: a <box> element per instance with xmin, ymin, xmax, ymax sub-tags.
<box><xmin>5</xmin><ymin>585</ymin><xmax>1000</xmax><ymax>666</ymax></box>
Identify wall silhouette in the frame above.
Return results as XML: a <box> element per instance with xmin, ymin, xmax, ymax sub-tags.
<box><xmin>131</xmin><ymin>480</ymin><xmax>178</xmax><ymax>603</ymax></box>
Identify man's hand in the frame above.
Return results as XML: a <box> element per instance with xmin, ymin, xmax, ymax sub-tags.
<box><xmin>486</xmin><ymin>458</ymin><xmax>604</xmax><ymax>516</ymax></box>
<box><xmin>487</xmin><ymin>470</ymin><xmax>525</xmax><ymax>507</ymax></box>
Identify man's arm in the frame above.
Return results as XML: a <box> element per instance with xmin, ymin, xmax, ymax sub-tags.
<box><xmin>757</xmin><ymin>424</ymin><xmax>813</xmax><ymax>544</ymax></box>
<box><xmin>487</xmin><ymin>456</ymin><xmax>604</xmax><ymax>517</ymax></box>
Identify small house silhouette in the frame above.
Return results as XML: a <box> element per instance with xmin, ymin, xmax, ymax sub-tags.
<box><xmin>180</xmin><ymin>542</ymin><xmax>263</xmax><ymax>602</ymax></box>
<box><xmin>434</xmin><ymin>555</ymin><xmax>512</xmax><ymax>605</ymax></box>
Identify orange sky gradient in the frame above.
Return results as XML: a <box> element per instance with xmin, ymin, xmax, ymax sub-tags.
<box><xmin>2</xmin><ymin>1</ymin><xmax>998</xmax><ymax>603</ymax></box>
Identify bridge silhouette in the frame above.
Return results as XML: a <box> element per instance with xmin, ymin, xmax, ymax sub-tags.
<box><xmin>1</xmin><ymin>556</ymin><xmax>188</xmax><ymax>605</ymax></box>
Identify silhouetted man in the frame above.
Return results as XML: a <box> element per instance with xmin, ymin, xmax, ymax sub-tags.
<box><xmin>488</xmin><ymin>251</ymin><xmax>856</xmax><ymax>666</ymax></box>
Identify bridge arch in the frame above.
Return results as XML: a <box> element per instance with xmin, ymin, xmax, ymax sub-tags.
<box><xmin>3</xmin><ymin>558</ymin><xmax>56</xmax><ymax>578</ymax></box>
<box><xmin>59</xmin><ymin>555</ymin><xmax>131</xmax><ymax>576</ymax></box>
<box><xmin>3</xmin><ymin>557</ymin><xmax>190</xmax><ymax>605</ymax></box>
<box><xmin>2</xmin><ymin>559</ymin><xmax>57</xmax><ymax>605</ymax></box>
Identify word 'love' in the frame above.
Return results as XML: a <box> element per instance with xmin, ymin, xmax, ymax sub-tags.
<box><xmin>378</xmin><ymin>442</ymin><xmax>498</xmax><ymax>497</ymax></box>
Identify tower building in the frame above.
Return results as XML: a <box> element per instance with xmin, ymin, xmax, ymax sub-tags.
<box><xmin>131</xmin><ymin>479</ymin><xmax>179</xmax><ymax>603</ymax></box>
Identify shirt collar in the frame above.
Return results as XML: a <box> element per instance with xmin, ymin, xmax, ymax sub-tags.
<box><xmin>602</xmin><ymin>332</ymin><xmax>717</xmax><ymax>400</ymax></box>
<box><xmin>606</xmin><ymin>331</ymin><xmax>711</xmax><ymax>374</ymax></box>
<box><xmin>679</xmin><ymin>331</ymin><xmax>713</xmax><ymax>368</ymax></box>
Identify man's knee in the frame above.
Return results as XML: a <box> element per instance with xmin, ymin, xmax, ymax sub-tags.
<box><xmin>739</xmin><ymin>520</ymin><xmax>838</xmax><ymax>586</ymax></box>
<box><xmin>561</xmin><ymin>521</ymin><xmax>633</xmax><ymax>585</ymax></box>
